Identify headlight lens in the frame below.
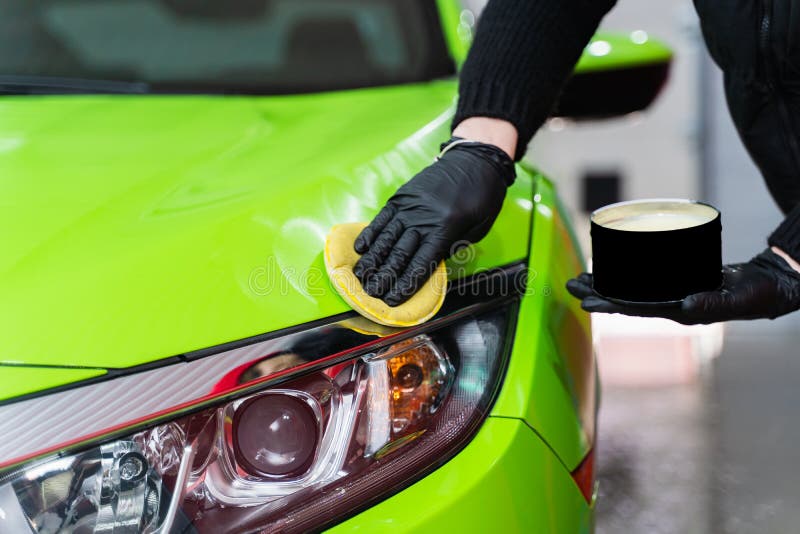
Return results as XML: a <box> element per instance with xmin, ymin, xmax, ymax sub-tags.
<box><xmin>232</xmin><ymin>392</ymin><xmax>320</xmax><ymax>478</ymax></box>
<box><xmin>0</xmin><ymin>302</ymin><xmax>515</xmax><ymax>533</ymax></box>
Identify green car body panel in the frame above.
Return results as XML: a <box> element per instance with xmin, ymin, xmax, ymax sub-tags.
<box><xmin>491</xmin><ymin>175</ymin><xmax>595</xmax><ymax>472</ymax></box>
<box><xmin>0</xmin><ymin>84</ymin><xmax>532</xmax><ymax>373</ymax></box>
<box><xmin>0</xmin><ymin>2</ymin><xmax>666</xmax><ymax>525</ymax></box>
<box><xmin>330</xmin><ymin>418</ymin><xmax>593</xmax><ymax>533</ymax></box>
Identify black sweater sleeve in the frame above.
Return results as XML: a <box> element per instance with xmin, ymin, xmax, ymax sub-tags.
<box><xmin>769</xmin><ymin>205</ymin><xmax>800</xmax><ymax>261</ymax></box>
<box><xmin>453</xmin><ymin>0</ymin><xmax>618</xmax><ymax>160</ymax></box>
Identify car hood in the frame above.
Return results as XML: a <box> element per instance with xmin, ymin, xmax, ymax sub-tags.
<box><xmin>0</xmin><ymin>82</ymin><xmax>532</xmax><ymax>376</ymax></box>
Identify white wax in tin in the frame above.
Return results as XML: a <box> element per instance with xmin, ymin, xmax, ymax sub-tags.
<box><xmin>601</xmin><ymin>212</ymin><xmax>711</xmax><ymax>232</ymax></box>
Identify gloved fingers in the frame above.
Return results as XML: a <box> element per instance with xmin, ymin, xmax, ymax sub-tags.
<box><xmin>461</xmin><ymin>213</ymin><xmax>496</xmax><ymax>244</ymax></box>
<box><xmin>363</xmin><ymin>229</ymin><xmax>421</xmax><ymax>298</ymax></box>
<box><xmin>383</xmin><ymin>239</ymin><xmax>444</xmax><ymax>307</ymax></box>
<box><xmin>353</xmin><ymin>219</ymin><xmax>404</xmax><ymax>283</ymax></box>
<box><xmin>354</xmin><ymin>204</ymin><xmax>396</xmax><ymax>254</ymax></box>
<box><xmin>566</xmin><ymin>272</ymin><xmax>594</xmax><ymax>299</ymax></box>
<box><xmin>580</xmin><ymin>296</ymin><xmax>626</xmax><ymax>314</ymax></box>
<box><xmin>718</xmin><ymin>263</ymin><xmax>749</xmax><ymax>286</ymax></box>
<box><xmin>682</xmin><ymin>291</ymin><xmax>737</xmax><ymax>324</ymax></box>
<box><xmin>581</xmin><ymin>295</ymin><xmax>694</xmax><ymax>324</ymax></box>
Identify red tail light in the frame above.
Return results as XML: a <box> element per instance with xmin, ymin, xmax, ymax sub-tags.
<box><xmin>571</xmin><ymin>448</ymin><xmax>595</xmax><ymax>503</ymax></box>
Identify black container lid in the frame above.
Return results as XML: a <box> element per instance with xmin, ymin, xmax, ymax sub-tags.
<box><xmin>591</xmin><ymin>199</ymin><xmax>722</xmax><ymax>303</ymax></box>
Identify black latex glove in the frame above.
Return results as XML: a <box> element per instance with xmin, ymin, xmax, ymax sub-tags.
<box><xmin>353</xmin><ymin>138</ymin><xmax>515</xmax><ymax>306</ymax></box>
<box><xmin>566</xmin><ymin>249</ymin><xmax>800</xmax><ymax>325</ymax></box>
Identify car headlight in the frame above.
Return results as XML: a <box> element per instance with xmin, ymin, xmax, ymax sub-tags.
<box><xmin>0</xmin><ymin>285</ymin><xmax>518</xmax><ymax>533</ymax></box>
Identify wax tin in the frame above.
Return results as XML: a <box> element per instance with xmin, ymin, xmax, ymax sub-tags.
<box><xmin>590</xmin><ymin>199</ymin><xmax>722</xmax><ymax>303</ymax></box>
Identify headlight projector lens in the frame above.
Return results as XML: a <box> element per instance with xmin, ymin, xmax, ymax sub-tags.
<box><xmin>590</xmin><ymin>198</ymin><xmax>722</xmax><ymax>303</ymax></box>
<box><xmin>233</xmin><ymin>393</ymin><xmax>320</xmax><ymax>478</ymax></box>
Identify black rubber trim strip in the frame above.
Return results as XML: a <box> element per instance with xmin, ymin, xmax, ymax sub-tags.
<box><xmin>0</xmin><ymin>363</ymin><xmax>109</xmax><ymax>371</ymax></box>
<box><xmin>179</xmin><ymin>311</ymin><xmax>357</xmax><ymax>363</ymax></box>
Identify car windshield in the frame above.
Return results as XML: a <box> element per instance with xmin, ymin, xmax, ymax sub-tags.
<box><xmin>0</xmin><ymin>0</ymin><xmax>455</xmax><ymax>94</ymax></box>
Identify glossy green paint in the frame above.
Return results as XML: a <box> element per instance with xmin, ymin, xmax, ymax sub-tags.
<box><xmin>0</xmin><ymin>367</ymin><xmax>105</xmax><ymax>400</ymax></box>
<box><xmin>328</xmin><ymin>417</ymin><xmax>592</xmax><ymax>533</ymax></box>
<box><xmin>0</xmin><ymin>83</ymin><xmax>532</xmax><ymax>373</ymax></box>
<box><xmin>436</xmin><ymin>0</ymin><xmax>472</xmax><ymax>65</ymax></box>
<box><xmin>575</xmin><ymin>32</ymin><xmax>673</xmax><ymax>73</ymax></box>
<box><xmin>490</xmin><ymin>175</ymin><xmax>595</xmax><ymax>471</ymax></box>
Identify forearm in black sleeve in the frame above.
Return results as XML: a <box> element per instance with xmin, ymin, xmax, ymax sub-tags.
<box><xmin>453</xmin><ymin>0</ymin><xmax>618</xmax><ymax>160</ymax></box>
<box><xmin>769</xmin><ymin>205</ymin><xmax>800</xmax><ymax>262</ymax></box>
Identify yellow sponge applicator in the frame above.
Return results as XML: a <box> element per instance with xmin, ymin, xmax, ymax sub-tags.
<box><xmin>324</xmin><ymin>222</ymin><xmax>447</xmax><ymax>327</ymax></box>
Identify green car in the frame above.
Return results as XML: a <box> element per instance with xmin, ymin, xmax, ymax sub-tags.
<box><xmin>0</xmin><ymin>1</ymin><xmax>670</xmax><ymax>532</ymax></box>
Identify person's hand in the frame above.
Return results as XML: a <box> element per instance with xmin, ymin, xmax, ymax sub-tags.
<box><xmin>353</xmin><ymin>138</ymin><xmax>515</xmax><ymax>306</ymax></box>
<box><xmin>566</xmin><ymin>248</ymin><xmax>800</xmax><ymax>324</ymax></box>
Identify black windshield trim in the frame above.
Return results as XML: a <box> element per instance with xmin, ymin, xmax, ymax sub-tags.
<box><xmin>0</xmin><ymin>75</ymin><xmax>150</xmax><ymax>95</ymax></box>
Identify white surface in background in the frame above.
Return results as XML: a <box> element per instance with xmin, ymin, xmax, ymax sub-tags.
<box><xmin>592</xmin><ymin>312</ymin><xmax>724</xmax><ymax>386</ymax></box>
